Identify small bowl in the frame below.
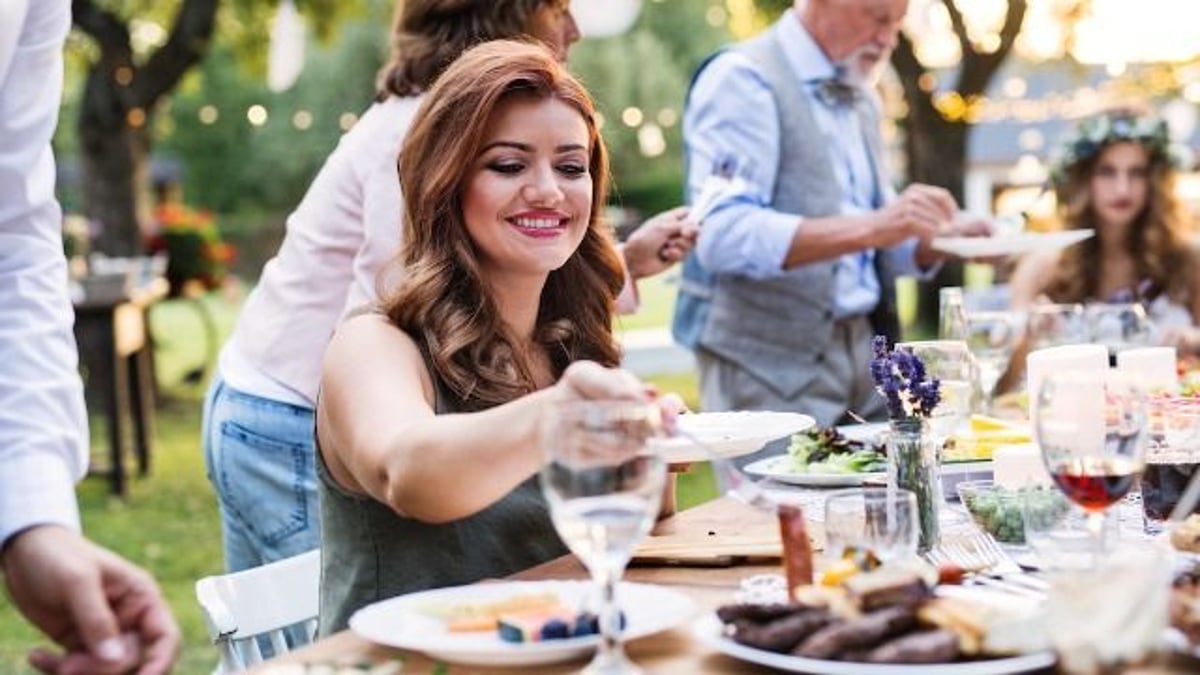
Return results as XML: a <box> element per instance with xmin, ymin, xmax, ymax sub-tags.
<box><xmin>956</xmin><ymin>480</ymin><xmax>1067</xmax><ymax>545</ymax></box>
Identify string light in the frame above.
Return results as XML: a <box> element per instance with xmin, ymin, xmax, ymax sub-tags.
<box><xmin>338</xmin><ymin>112</ymin><xmax>358</xmax><ymax>131</ymax></box>
<box><xmin>620</xmin><ymin>107</ymin><xmax>644</xmax><ymax>128</ymax></box>
<box><xmin>291</xmin><ymin>110</ymin><xmax>313</xmax><ymax>130</ymax></box>
<box><xmin>198</xmin><ymin>105</ymin><xmax>219</xmax><ymax>125</ymax></box>
<box><xmin>247</xmin><ymin>105</ymin><xmax>268</xmax><ymax>126</ymax></box>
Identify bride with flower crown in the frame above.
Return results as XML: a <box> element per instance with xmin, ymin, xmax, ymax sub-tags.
<box><xmin>1008</xmin><ymin>107</ymin><xmax>1200</xmax><ymax>352</ymax></box>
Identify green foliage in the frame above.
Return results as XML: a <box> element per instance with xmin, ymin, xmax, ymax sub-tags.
<box><xmin>569</xmin><ymin>0</ymin><xmax>731</xmax><ymax>217</ymax></box>
<box><xmin>159</xmin><ymin>19</ymin><xmax>386</xmax><ymax>215</ymax></box>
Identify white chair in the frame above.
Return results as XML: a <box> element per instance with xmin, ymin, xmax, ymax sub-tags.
<box><xmin>195</xmin><ymin>548</ymin><xmax>321</xmax><ymax>673</ymax></box>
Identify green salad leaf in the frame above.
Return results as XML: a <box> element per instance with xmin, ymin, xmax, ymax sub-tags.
<box><xmin>787</xmin><ymin>427</ymin><xmax>886</xmax><ymax>474</ymax></box>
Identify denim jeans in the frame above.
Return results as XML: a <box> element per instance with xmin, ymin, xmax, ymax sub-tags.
<box><xmin>202</xmin><ymin>375</ymin><xmax>319</xmax><ymax>574</ymax></box>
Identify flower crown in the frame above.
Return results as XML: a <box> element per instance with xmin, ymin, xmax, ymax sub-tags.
<box><xmin>1049</xmin><ymin>112</ymin><xmax>1188</xmax><ymax>185</ymax></box>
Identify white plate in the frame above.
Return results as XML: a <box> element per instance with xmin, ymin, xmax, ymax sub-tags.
<box><xmin>931</xmin><ymin>230</ymin><xmax>1093</xmax><ymax>258</ymax></box>
<box><xmin>743</xmin><ymin>455</ymin><xmax>884</xmax><ymax>487</ymax></box>
<box><xmin>349</xmin><ymin>580</ymin><xmax>695</xmax><ymax>667</ymax></box>
<box><xmin>655</xmin><ymin>411</ymin><xmax>816</xmax><ymax>464</ymax></box>
<box><xmin>693</xmin><ymin>603</ymin><xmax>1057</xmax><ymax>674</ymax></box>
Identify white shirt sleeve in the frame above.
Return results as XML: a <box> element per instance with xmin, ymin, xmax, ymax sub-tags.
<box><xmin>0</xmin><ymin>0</ymin><xmax>87</xmax><ymax>548</ymax></box>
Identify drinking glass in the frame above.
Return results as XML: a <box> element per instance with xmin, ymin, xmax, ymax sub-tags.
<box><xmin>964</xmin><ymin>310</ymin><xmax>1026</xmax><ymax>412</ymax></box>
<box><xmin>540</xmin><ymin>399</ymin><xmax>668</xmax><ymax>675</ymax></box>
<box><xmin>895</xmin><ymin>340</ymin><xmax>973</xmax><ymax>441</ymax></box>
<box><xmin>1033</xmin><ymin>370</ymin><xmax>1148</xmax><ymax>558</ymax></box>
<box><xmin>1027</xmin><ymin>303</ymin><xmax>1088</xmax><ymax>349</ymax></box>
<box><xmin>1086</xmin><ymin>302</ymin><xmax>1154</xmax><ymax>357</ymax></box>
<box><xmin>824</xmin><ymin>488</ymin><xmax>919</xmax><ymax>564</ymax></box>
<box><xmin>1142</xmin><ymin>397</ymin><xmax>1200</xmax><ymax>533</ymax></box>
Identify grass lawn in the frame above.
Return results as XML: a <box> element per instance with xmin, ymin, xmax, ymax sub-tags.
<box><xmin>0</xmin><ymin>282</ymin><xmax>711</xmax><ymax>674</ymax></box>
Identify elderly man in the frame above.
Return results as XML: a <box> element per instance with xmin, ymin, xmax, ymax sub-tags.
<box><xmin>673</xmin><ymin>0</ymin><xmax>984</xmax><ymax>429</ymax></box>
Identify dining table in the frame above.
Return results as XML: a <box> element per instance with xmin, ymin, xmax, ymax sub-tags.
<box><xmin>248</xmin><ymin>493</ymin><xmax>1198</xmax><ymax>674</ymax></box>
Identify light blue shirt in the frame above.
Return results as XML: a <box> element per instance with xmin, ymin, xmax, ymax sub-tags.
<box><xmin>685</xmin><ymin>12</ymin><xmax>924</xmax><ymax>318</ymax></box>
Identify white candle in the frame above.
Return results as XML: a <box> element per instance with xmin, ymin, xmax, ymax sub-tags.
<box><xmin>1116</xmin><ymin>347</ymin><xmax>1178</xmax><ymax>394</ymax></box>
<box><xmin>992</xmin><ymin>443</ymin><xmax>1052</xmax><ymax>489</ymax></box>
<box><xmin>1026</xmin><ymin>344</ymin><xmax>1110</xmax><ymax>408</ymax></box>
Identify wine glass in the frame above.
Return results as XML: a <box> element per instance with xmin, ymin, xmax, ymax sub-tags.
<box><xmin>1086</xmin><ymin>302</ymin><xmax>1154</xmax><ymax>357</ymax></box>
<box><xmin>824</xmin><ymin>488</ymin><xmax>919</xmax><ymax>564</ymax></box>
<box><xmin>1027</xmin><ymin>303</ymin><xmax>1088</xmax><ymax>350</ymax></box>
<box><xmin>895</xmin><ymin>340</ymin><xmax>973</xmax><ymax>442</ymax></box>
<box><xmin>964</xmin><ymin>310</ymin><xmax>1026</xmax><ymax>412</ymax></box>
<box><xmin>1033</xmin><ymin>370</ymin><xmax>1148</xmax><ymax>559</ymax></box>
<box><xmin>540</xmin><ymin>399</ymin><xmax>667</xmax><ymax>675</ymax></box>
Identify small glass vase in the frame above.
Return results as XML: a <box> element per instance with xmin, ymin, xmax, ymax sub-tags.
<box><xmin>886</xmin><ymin>417</ymin><xmax>941</xmax><ymax>553</ymax></box>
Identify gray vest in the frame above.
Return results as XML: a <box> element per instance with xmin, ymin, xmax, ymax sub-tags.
<box><xmin>698</xmin><ymin>24</ymin><xmax>897</xmax><ymax>400</ymax></box>
<box><xmin>316</xmin><ymin>340</ymin><xmax>566</xmax><ymax>635</ymax></box>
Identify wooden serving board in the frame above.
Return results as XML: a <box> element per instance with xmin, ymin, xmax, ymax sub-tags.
<box><xmin>631</xmin><ymin>498</ymin><xmax>820</xmax><ymax>566</ymax></box>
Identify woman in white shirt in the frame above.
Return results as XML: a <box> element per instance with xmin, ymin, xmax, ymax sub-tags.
<box><xmin>203</xmin><ymin>0</ymin><xmax>697</xmax><ymax>574</ymax></box>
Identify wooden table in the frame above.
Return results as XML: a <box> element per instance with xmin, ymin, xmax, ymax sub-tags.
<box><xmin>73</xmin><ymin>277</ymin><xmax>168</xmax><ymax>495</ymax></box>
<box><xmin>249</xmin><ymin>498</ymin><xmax>1195</xmax><ymax>674</ymax></box>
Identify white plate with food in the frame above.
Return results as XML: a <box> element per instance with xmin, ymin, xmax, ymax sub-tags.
<box><xmin>349</xmin><ymin>580</ymin><xmax>695</xmax><ymax>667</ymax></box>
<box><xmin>694</xmin><ymin>584</ymin><xmax>1057</xmax><ymax>674</ymax></box>
<box><xmin>931</xmin><ymin>230</ymin><xmax>1093</xmax><ymax>258</ymax></box>
<box><xmin>744</xmin><ymin>455</ymin><xmax>886</xmax><ymax>487</ymax></box>
<box><xmin>653</xmin><ymin>411</ymin><xmax>816</xmax><ymax>464</ymax></box>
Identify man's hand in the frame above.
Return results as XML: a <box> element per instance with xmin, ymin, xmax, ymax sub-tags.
<box><xmin>914</xmin><ymin>211</ymin><xmax>995</xmax><ymax>268</ymax></box>
<box><xmin>621</xmin><ymin>207</ymin><xmax>700</xmax><ymax>280</ymax></box>
<box><xmin>870</xmin><ymin>183</ymin><xmax>957</xmax><ymax>251</ymax></box>
<box><xmin>2</xmin><ymin>526</ymin><xmax>180</xmax><ymax>675</ymax></box>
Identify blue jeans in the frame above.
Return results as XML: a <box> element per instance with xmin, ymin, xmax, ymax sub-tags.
<box><xmin>202</xmin><ymin>375</ymin><xmax>319</xmax><ymax>574</ymax></box>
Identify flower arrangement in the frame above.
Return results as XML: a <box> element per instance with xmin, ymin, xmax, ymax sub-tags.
<box><xmin>869</xmin><ymin>335</ymin><xmax>944</xmax><ymax>552</ymax></box>
<box><xmin>1048</xmin><ymin>111</ymin><xmax>1190</xmax><ymax>185</ymax></box>
<box><xmin>869</xmin><ymin>336</ymin><xmax>942</xmax><ymax>421</ymax></box>
<box><xmin>148</xmin><ymin>203</ymin><xmax>235</xmax><ymax>295</ymax></box>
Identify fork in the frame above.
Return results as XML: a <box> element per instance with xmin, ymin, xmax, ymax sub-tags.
<box><xmin>926</xmin><ymin>534</ymin><xmax>1047</xmax><ymax>598</ymax></box>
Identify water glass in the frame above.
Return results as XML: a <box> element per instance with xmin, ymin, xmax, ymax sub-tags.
<box><xmin>895</xmin><ymin>340</ymin><xmax>973</xmax><ymax>440</ymax></box>
<box><xmin>823</xmin><ymin>488</ymin><xmax>919</xmax><ymax>564</ymax></box>
<box><xmin>1027</xmin><ymin>303</ymin><xmax>1088</xmax><ymax>349</ymax></box>
<box><xmin>1086</xmin><ymin>302</ymin><xmax>1154</xmax><ymax>357</ymax></box>
<box><xmin>541</xmin><ymin>399</ymin><xmax>667</xmax><ymax>675</ymax></box>
<box><xmin>963</xmin><ymin>310</ymin><xmax>1026</xmax><ymax>410</ymax></box>
<box><xmin>1044</xmin><ymin>545</ymin><xmax>1171</xmax><ymax>674</ymax></box>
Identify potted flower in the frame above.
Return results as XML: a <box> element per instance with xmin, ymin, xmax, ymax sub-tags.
<box><xmin>148</xmin><ymin>203</ymin><xmax>235</xmax><ymax>297</ymax></box>
<box><xmin>869</xmin><ymin>335</ymin><xmax>943</xmax><ymax>552</ymax></box>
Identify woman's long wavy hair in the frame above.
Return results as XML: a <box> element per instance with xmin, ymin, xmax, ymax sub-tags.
<box><xmin>376</xmin><ymin>0</ymin><xmax>566</xmax><ymax>99</ymax></box>
<box><xmin>382</xmin><ymin>40</ymin><xmax>624</xmax><ymax>411</ymax></box>
<box><xmin>1045</xmin><ymin>114</ymin><xmax>1192</xmax><ymax>305</ymax></box>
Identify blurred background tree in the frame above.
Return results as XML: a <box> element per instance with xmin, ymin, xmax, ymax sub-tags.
<box><xmin>66</xmin><ymin>0</ymin><xmax>374</xmax><ymax>256</ymax></box>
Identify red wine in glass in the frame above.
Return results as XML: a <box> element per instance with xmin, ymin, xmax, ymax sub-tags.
<box><xmin>1048</xmin><ymin>456</ymin><xmax>1140</xmax><ymax>512</ymax></box>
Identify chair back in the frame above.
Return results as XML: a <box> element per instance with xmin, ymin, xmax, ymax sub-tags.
<box><xmin>195</xmin><ymin>548</ymin><xmax>321</xmax><ymax>672</ymax></box>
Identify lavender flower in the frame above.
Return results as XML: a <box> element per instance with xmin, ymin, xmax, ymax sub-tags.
<box><xmin>868</xmin><ymin>335</ymin><xmax>942</xmax><ymax>420</ymax></box>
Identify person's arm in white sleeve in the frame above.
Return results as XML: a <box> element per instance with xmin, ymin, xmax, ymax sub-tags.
<box><xmin>0</xmin><ymin>0</ymin><xmax>88</xmax><ymax>549</ymax></box>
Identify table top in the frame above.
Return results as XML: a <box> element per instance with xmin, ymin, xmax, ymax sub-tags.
<box><xmin>250</xmin><ymin>497</ymin><xmax>1196</xmax><ymax>674</ymax></box>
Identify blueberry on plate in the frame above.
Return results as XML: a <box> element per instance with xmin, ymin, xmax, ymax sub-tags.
<box><xmin>539</xmin><ymin>618</ymin><xmax>570</xmax><ymax>641</ymax></box>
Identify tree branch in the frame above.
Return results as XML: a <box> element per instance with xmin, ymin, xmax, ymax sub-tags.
<box><xmin>891</xmin><ymin>31</ymin><xmax>928</xmax><ymax>113</ymax></box>
<box><xmin>942</xmin><ymin>0</ymin><xmax>972</xmax><ymax>58</ymax></box>
<box><xmin>134</xmin><ymin>0</ymin><xmax>218</xmax><ymax>107</ymax></box>
<box><xmin>957</xmin><ymin>0</ymin><xmax>1028</xmax><ymax>97</ymax></box>
<box><xmin>71</xmin><ymin>0</ymin><xmax>132</xmax><ymax>58</ymax></box>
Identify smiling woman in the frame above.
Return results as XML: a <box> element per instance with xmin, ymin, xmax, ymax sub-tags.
<box><xmin>313</xmin><ymin>40</ymin><xmax>667</xmax><ymax>636</ymax></box>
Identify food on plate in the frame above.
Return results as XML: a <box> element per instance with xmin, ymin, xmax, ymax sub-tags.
<box><xmin>1170</xmin><ymin>514</ymin><xmax>1200</xmax><ymax>553</ymax></box>
<box><xmin>716</xmin><ymin>567</ymin><xmax>1046</xmax><ymax>664</ymax></box>
<box><xmin>957</xmin><ymin>480</ymin><xmax>1068</xmax><ymax>544</ymax></box>
<box><xmin>422</xmin><ymin>592</ymin><xmax>560</xmax><ymax>632</ymax></box>
<box><xmin>495</xmin><ymin>607</ymin><xmax>615</xmax><ymax>643</ymax></box>
<box><xmin>787</xmin><ymin>427</ymin><xmax>885</xmax><ymax>474</ymax></box>
<box><xmin>944</xmin><ymin>415</ymin><xmax>1031</xmax><ymax>462</ymax></box>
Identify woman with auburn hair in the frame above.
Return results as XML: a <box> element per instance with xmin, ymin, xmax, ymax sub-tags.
<box><xmin>315</xmin><ymin>40</ymin><xmax>671</xmax><ymax>634</ymax></box>
<box><xmin>1009</xmin><ymin>108</ymin><xmax>1200</xmax><ymax>349</ymax></box>
<box><xmin>203</xmin><ymin>0</ymin><xmax>697</xmax><ymax>577</ymax></box>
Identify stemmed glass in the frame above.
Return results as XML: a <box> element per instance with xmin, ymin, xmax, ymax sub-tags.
<box><xmin>1027</xmin><ymin>303</ymin><xmax>1088</xmax><ymax>349</ymax></box>
<box><xmin>964</xmin><ymin>310</ymin><xmax>1026</xmax><ymax>412</ymax></box>
<box><xmin>895</xmin><ymin>340</ymin><xmax>973</xmax><ymax>442</ymax></box>
<box><xmin>824</xmin><ymin>488</ymin><xmax>919</xmax><ymax>564</ymax></box>
<box><xmin>1033</xmin><ymin>370</ymin><xmax>1148</xmax><ymax>559</ymax></box>
<box><xmin>540</xmin><ymin>399</ymin><xmax>667</xmax><ymax>675</ymax></box>
<box><xmin>1086</xmin><ymin>302</ymin><xmax>1154</xmax><ymax>357</ymax></box>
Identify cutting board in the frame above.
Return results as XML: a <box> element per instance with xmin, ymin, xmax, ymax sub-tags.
<box><xmin>631</xmin><ymin>498</ymin><xmax>823</xmax><ymax>566</ymax></box>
